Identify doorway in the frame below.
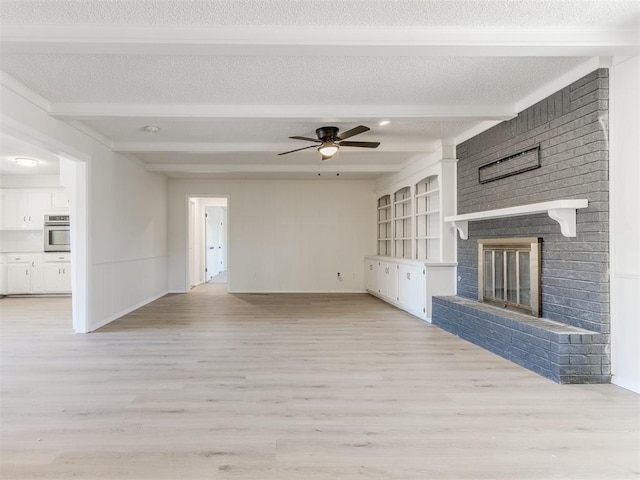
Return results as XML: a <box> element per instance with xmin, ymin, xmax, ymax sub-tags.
<box><xmin>0</xmin><ymin>124</ymin><xmax>89</xmax><ymax>333</ymax></box>
<box><xmin>187</xmin><ymin>196</ymin><xmax>228</xmax><ymax>290</ymax></box>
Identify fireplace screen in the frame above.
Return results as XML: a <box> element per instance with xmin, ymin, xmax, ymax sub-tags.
<box><xmin>478</xmin><ymin>238</ymin><xmax>541</xmax><ymax>316</ymax></box>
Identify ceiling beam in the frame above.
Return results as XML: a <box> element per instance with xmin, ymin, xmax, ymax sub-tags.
<box><xmin>50</xmin><ymin>103</ymin><xmax>516</xmax><ymax>120</ymax></box>
<box><xmin>142</xmin><ymin>163</ymin><xmax>402</xmax><ymax>174</ymax></box>
<box><xmin>2</xmin><ymin>25</ymin><xmax>638</xmax><ymax>56</ymax></box>
<box><xmin>113</xmin><ymin>142</ymin><xmax>436</xmax><ymax>153</ymax></box>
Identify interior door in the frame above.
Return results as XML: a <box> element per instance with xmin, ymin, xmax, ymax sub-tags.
<box><xmin>189</xmin><ymin>200</ymin><xmax>197</xmax><ymax>287</ymax></box>
<box><xmin>205</xmin><ymin>207</ymin><xmax>222</xmax><ymax>280</ymax></box>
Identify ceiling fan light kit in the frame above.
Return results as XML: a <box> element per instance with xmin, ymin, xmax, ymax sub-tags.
<box><xmin>318</xmin><ymin>143</ymin><xmax>338</xmax><ymax>158</ymax></box>
<box><xmin>279</xmin><ymin>125</ymin><xmax>380</xmax><ymax>159</ymax></box>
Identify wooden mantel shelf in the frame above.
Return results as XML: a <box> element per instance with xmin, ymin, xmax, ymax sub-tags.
<box><xmin>444</xmin><ymin>199</ymin><xmax>589</xmax><ymax>239</ymax></box>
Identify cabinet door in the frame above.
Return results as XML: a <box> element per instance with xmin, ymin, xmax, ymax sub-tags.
<box><xmin>377</xmin><ymin>261</ymin><xmax>388</xmax><ymax>297</ymax></box>
<box><xmin>44</xmin><ymin>263</ymin><xmax>68</xmax><ymax>292</ymax></box>
<box><xmin>7</xmin><ymin>264</ymin><xmax>30</xmax><ymax>294</ymax></box>
<box><xmin>51</xmin><ymin>189</ymin><xmax>70</xmax><ymax>211</ymax></box>
<box><xmin>44</xmin><ymin>263</ymin><xmax>60</xmax><ymax>292</ymax></box>
<box><xmin>59</xmin><ymin>264</ymin><xmax>72</xmax><ymax>292</ymax></box>
<box><xmin>0</xmin><ymin>262</ymin><xmax>6</xmax><ymax>295</ymax></box>
<box><xmin>364</xmin><ymin>259</ymin><xmax>378</xmax><ymax>292</ymax></box>
<box><xmin>378</xmin><ymin>261</ymin><xmax>399</xmax><ymax>301</ymax></box>
<box><xmin>388</xmin><ymin>263</ymin><xmax>399</xmax><ymax>302</ymax></box>
<box><xmin>0</xmin><ymin>191</ymin><xmax>4</xmax><ymax>230</ymax></box>
<box><xmin>3</xmin><ymin>190</ymin><xmax>28</xmax><ymax>228</ymax></box>
<box><xmin>399</xmin><ymin>264</ymin><xmax>426</xmax><ymax>315</ymax></box>
<box><xmin>44</xmin><ymin>262</ymin><xmax>71</xmax><ymax>293</ymax></box>
<box><xmin>27</xmin><ymin>191</ymin><xmax>52</xmax><ymax>228</ymax></box>
<box><xmin>29</xmin><ymin>256</ymin><xmax>44</xmax><ymax>293</ymax></box>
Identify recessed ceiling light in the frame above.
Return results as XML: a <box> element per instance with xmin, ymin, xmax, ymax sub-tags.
<box><xmin>15</xmin><ymin>157</ymin><xmax>39</xmax><ymax>167</ymax></box>
<box><xmin>142</xmin><ymin>125</ymin><xmax>161</xmax><ymax>133</ymax></box>
<box><xmin>379</xmin><ymin>120</ymin><xmax>391</xmax><ymax>126</ymax></box>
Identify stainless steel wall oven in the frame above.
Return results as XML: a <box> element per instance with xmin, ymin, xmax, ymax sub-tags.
<box><xmin>44</xmin><ymin>214</ymin><xmax>70</xmax><ymax>252</ymax></box>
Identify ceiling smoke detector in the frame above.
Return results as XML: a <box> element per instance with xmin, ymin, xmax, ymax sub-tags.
<box><xmin>142</xmin><ymin>125</ymin><xmax>161</xmax><ymax>133</ymax></box>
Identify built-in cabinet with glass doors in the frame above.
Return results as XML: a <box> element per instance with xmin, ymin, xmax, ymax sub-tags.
<box><xmin>375</xmin><ymin>175</ymin><xmax>441</xmax><ymax>261</ymax></box>
<box><xmin>393</xmin><ymin>186</ymin><xmax>412</xmax><ymax>258</ymax></box>
<box><xmin>377</xmin><ymin>195</ymin><xmax>392</xmax><ymax>256</ymax></box>
<box><xmin>415</xmin><ymin>176</ymin><xmax>440</xmax><ymax>261</ymax></box>
<box><xmin>368</xmin><ymin>165</ymin><xmax>456</xmax><ymax>321</ymax></box>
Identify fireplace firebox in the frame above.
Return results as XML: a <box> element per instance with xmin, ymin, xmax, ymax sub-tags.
<box><xmin>478</xmin><ymin>238</ymin><xmax>541</xmax><ymax>316</ymax></box>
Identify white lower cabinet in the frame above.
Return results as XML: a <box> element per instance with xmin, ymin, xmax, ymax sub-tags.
<box><xmin>377</xmin><ymin>260</ymin><xmax>398</xmax><ymax>301</ymax></box>
<box><xmin>398</xmin><ymin>263</ymin><xmax>426</xmax><ymax>316</ymax></box>
<box><xmin>5</xmin><ymin>253</ymin><xmax>70</xmax><ymax>294</ymax></box>
<box><xmin>43</xmin><ymin>253</ymin><xmax>72</xmax><ymax>293</ymax></box>
<box><xmin>365</xmin><ymin>256</ymin><xmax>456</xmax><ymax>321</ymax></box>
<box><xmin>7</xmin><ymin>263</ymin><xmax>31</xmax><ymax>293</ymax></box>
<box><xmin>0</xmin><ymin>255</ymin><xmax>6</xmax><ymax>295</ymax></box>
<box><xmin>365</xmin><ymin>258</ymin><xmax>378</xmax><ymax>292</ymax></box>
<box><xmin>7</xmin><ymin>254</ymin><xmax>43</xmax><ymax>294</ymax></box>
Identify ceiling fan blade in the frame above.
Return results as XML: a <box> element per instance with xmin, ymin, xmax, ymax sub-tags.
<box><xmin>337</xmin><ymin>125</ymin><xmax>370</xmax><ymax>140</ymax></box>
<box><xmin>289</xmin><ymin>136</ymin><xmax>320</xmax><ymax>142</ymax></box>
<box><xmin>338</xmin><ymin>140</ymin><xmax>380</xmax><ymax>148</ymax></box>
<box><xmin>277</xmin><ymin>145</ymin><xmax>318</xmax><ymax>155</ymax></box>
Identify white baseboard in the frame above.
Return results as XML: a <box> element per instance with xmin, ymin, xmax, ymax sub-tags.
<box><xmin>88</xmin><ymin>290</ymin><xmax>169</xmax><ymax>332</ymax></box>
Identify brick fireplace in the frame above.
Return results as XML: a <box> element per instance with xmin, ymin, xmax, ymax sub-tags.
<box><xmin>432</xmin><ymin>69</ymin><xmax>610</xmax><ymax>384</ymax></box>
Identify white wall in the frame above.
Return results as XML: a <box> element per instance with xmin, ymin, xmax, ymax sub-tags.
<box><xmin>610</xmin><ymin>55</ymin><xmax>640</xmax><ymax>393</ymax></box>
<box><xmin>168</xmin><ymin>179</ymin><xmax>376</xmax><ymax>293</ymax></box>
<box><xmin>0</xmin><ymin>83</ymin><xmax>168</xmax><ymax>332</ymax></box>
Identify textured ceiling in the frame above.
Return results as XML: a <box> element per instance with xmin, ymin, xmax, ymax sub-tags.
<box><xmin>2</xmin><ymin>0</ymin><xmax>639</xmax><ymax>27</ymax></box>
<box><xmin>0</xmin><ymin>0</ymin><xmax>638</xmax><ymax>178</ymax></box>
<box><xmin>0</xmin><ymin>55</ymin><xmax>588</xmax><ymax>105</ymax></box>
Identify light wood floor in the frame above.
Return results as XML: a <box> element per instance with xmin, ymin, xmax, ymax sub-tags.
<box><xmin>1</xmin><ymin>285</ymin><xmax>639</xmax><ymax>479</ymax></box>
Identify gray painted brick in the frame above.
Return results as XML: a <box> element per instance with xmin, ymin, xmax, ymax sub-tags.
<box><xmin>432</xmin><ymin>297</ymin><xmax>609</xmax><ymax>384</ymax></box>
<box><xmin>453</xmin><ymin>69</ymin><xmax>610</xmax><ymax>383</ymax></box>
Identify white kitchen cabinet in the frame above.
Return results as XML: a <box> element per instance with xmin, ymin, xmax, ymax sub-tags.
<box><xmin>51</xmin><ymin>189</ymin><xmax>71</xmax><ymax>211</ymax></box>
<box><xmin>6</xmin><ymin>254</ymin><xmax>44</xmax><ymax>294</ymax></box>
<box><xmin>3</xmin><ymin>190</ymin><xmax>28</xmax><ymax>229</ymax></box>
<box><xmin>2</xmin><ymin>190</ymin><xmax>51</xmax><ymax>229</ymax></box>
<box><xmin>30</xmin><ymin>255</ymin><xmax>44</xmax><ymax>293</ymax></box>
<box><xmin>365</xmin><ymin>256</ymin><xmax>456</xmax><ymax>321</ymax></box>
<box><xmin>0</xmin><ymin>254</ymin><xmax>7</xmax><ymax>295</ymax></box>
<box><xmin>7</xmin><ymin>263</ymin><xmax>31</xmax><ymax>294</ymax></box>
<box><xmin>0</xmin><ymin>191</ymin><xmax>4</xmax><ymax>231</ymax></box>
<box><xmin>43</xmin><ymin>253</ymin><xmax>71</xmax><ymax>293</ymax></box>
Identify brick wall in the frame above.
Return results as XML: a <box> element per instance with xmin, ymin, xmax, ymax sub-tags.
<box><xmin>455</xmin><ymin>69</ymin><xmax>609</xmax><ymax>333</ymax></box>
<box><xmin>432</xmin><ymin>297</ymin><xmax>611</xmax><ymax>383</ymax></box>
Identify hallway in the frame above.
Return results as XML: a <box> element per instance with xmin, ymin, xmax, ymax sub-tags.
<box><xmin>1</xmin><ymin>286</ymin><xmax>638</xmax><ymax>479</ymax></box>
